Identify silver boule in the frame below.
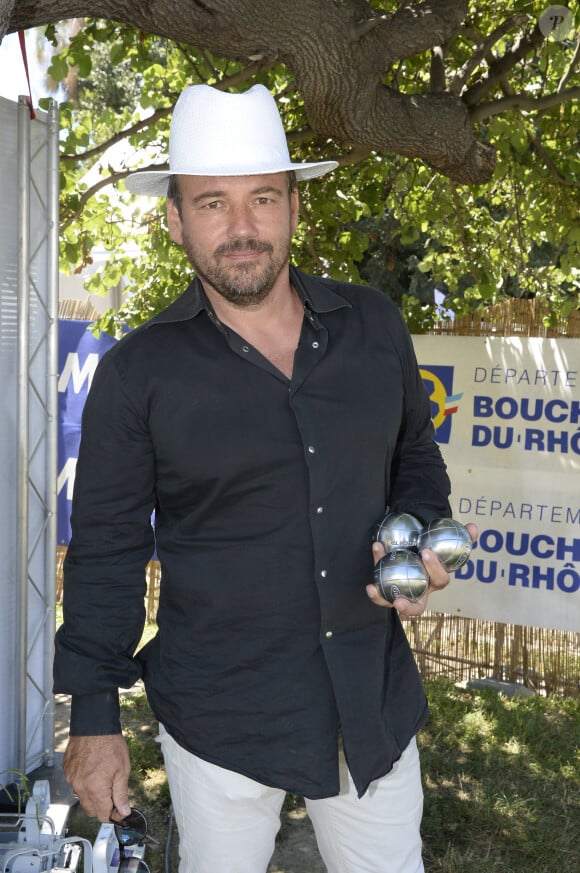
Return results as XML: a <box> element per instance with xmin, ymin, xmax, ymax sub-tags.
<box><xmin>374</xmin><ymin>511</ymin><xmax>422</xmax><ymax>553</ymax></box>
<box><xmin>417</xmin><ymin>518</ymin><xmax>472</xmax><ymax>571</ymax></box>
<box><xmin>373</xmin><ymin>549</ymin><xmax>429</xmax><ymax>603</ymax></box>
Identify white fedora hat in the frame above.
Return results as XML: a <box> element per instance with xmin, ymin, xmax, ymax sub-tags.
<box><xmin>125</xmin><ymin>84</ymin><xmax>338</xmax><ymax>196</ymax></box>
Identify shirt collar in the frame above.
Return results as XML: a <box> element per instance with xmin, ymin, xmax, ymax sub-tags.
<box><xmin>290</xmin><ymin>265</ymin><xmax>352</xmax><ymax>315</ymax></box>
<box><xmin>145</xmin><ymin>264</ymin><xmax>351</xmax><ymax>328</ymax></box>
<box><xmin>146</xmin><ymin>278</ymin><xmax>206</xmax><ymax>326</ymax></box>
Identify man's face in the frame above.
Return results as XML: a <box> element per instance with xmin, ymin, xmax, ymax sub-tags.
<box><xmin>167</xmin><ymin>172</ymin><xmax>299</xmax><ymax>307</ymax></box>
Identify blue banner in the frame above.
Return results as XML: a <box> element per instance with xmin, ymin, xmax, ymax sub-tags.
<box><xmin>57</xmin><ymin>320</ymin><xmax>116</xmax><ymax>544</ymax></box>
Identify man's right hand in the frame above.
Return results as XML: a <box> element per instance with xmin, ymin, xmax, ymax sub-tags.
<box><xmin>63</xmin><ymin>734</ymin><xmax>131</xmax><ymax>822</ymax></box>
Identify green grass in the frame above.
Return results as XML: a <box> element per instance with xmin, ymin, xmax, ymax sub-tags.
<box><xmin>419</xmin><ymin>679</ymin><xmax>579</xmax><ymax>872</ymax></box>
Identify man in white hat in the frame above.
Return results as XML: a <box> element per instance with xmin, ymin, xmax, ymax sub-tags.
<box><xmin>55</xmin><ymin>84</ymin><xmax>475</xmax><ymax>873</ymax></box>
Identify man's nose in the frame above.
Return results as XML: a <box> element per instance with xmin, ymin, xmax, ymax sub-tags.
<box><xmin>227</xmin><ymin>203</ymin><xmax>258</xmax><ymax>237</ymax></box>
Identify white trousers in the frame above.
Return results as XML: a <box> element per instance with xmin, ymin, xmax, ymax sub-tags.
<box><xmin>158</xmin><ymin>725</ymin><xmax>424</xmax><ymax>873</ymax></box>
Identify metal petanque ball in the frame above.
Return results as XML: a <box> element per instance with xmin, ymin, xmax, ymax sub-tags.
<box><xmin>374</xmin><ymin>549</ymin><xmax>429</xmax><ymax>604</ymax></box>
<box><xmin>417</xmin><ymin>518</ymin><xmax>472</xmax><ymax>572</ymax></box>
<box><xmin>374</xmin><ymin>511</ymin><xmax>422</xmax><ymax>553</ymax></box>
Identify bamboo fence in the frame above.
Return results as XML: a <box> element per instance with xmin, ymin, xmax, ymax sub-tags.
<box><xmin>59</xmin><ymin>298</ymin><xmax>101</xmax><ymax>321</ymax></box>
<box><xmin>56</xmin><ymin>296</ymin><xmax>579</xmax><ymax>697</ymax></box>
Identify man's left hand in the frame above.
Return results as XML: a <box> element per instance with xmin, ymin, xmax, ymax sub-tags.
<box><xmin>366</xmin><ymin>523</ymin><xmax>478</xmax><ymax>617</ymax></box>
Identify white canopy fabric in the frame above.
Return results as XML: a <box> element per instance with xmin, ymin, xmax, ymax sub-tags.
<box><xmin>0</xmin><ymin>96</ymin><xmax>59</xmax><ymax>777</ymax></box>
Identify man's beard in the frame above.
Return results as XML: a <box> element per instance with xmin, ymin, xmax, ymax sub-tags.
<box><xmin>182</xmin><ymin>235</ymin><xmax>291</xmax><ymax>307</ymax></box>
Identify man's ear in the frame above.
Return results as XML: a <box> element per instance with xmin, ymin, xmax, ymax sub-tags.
<box><xmin>167</xmin><ymin>198</ymin><xmax>184</xmax><ymax>244</ymax></box>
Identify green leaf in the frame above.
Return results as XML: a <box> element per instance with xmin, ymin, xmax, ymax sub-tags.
<box><xmin>47</xmin><ymin>54</ymin><xmax>69</xmax><ymax>83</ymax></box>
<box><xmin>109</xmin><ymin>43</ymin><xmax>126</xmax><ymax>65</ymax></box>
<box><xmin>76</xmin><ymin>54</ymin><xmax>92</xmax><ymax>78</ymax></box>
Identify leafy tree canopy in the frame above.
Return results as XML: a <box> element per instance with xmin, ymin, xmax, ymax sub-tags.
<box><xmin>30</xmin><ymin>3</ymin><xmax>580</xmax><ymax>334</ymax></box>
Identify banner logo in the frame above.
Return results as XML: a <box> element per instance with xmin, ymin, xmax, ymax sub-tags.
<box><xmin>538</xmin><ymin>6</ymin><xmax>574</xmax><ymax>42</ymax></box>
<box><xmin>420</xmin><ymin>365</ymin><xmax>463</xmax><ymax>444</ymax></box>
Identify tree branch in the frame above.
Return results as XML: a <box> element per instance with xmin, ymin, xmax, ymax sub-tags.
<box><xmin>307</xmin><ymin>86</ymin><xmax>496</xmax><ymax>184</ymax></box>
<box><xmin>60</xmin><ymin>107</ymin><xmax>172</xmax><ymax>162</ymax></box>
<box><xmin>336</xmin><ymin>144</ymin><xmax>372</xmax><ymax>168</ymax></box>
<box><xmin>449</xmin><ymin>12</ymin><xmax>531</xmax><ymax>95</ymax></box>
<box><xmin>61</xmin><ymin>168</ymin><xmax>134</xmax><ymax>229</ymax></box>
<box><xmin>558</xmin><ymin>36</ymin><xmax>580</xmax><ymax>92</ymax></box>
<box><xmin>350</xmin><ymin>13</ymin><xmax>389</xmax><ymax>43</ymax></box>
<box><xmin>470</xmin><ymin>86</ymin><xmax>580</xmax><ymax>123</ymax></box>
<box><xmin>463</xmin><ymin>24</ymin><xmax>545</xmax><ymax>107</ymax></box>
<box><xmin>529</xmin><ymin>132</ymin><xmax>579</xmax><ymax>188</ymax></box>
<box><xmin>450</xmin><ymin>184</ymin><xmax>471</xmax><ymax>265</ymax></box>
<box><xmin>430</xmin><ymin>46</ymin><xmax>445</xmax><ymax>93</ymax></box>
<box><xmin>298</xmin><ymin>198</ymin><xmax>328</xmax><ymax>274</ymax></box>
<box><xmin>364</xmin><ymin>0</ymin><xmax>468</xmax><ymax>65</ymax></box>
<box><xmin>494</xmin><ymin>76</ymin><xmax>578</xmax><ymax>189</ymax></box>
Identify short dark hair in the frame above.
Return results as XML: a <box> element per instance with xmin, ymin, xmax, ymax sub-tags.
<box><xmin>167</xmin><ymin>174</ymin><xmax>183</xmax><ymax>218</ymax></box>
<box><xmin>167</xmin><ymin>171</ymin><xmax>297</xmax><ymax>219</ymax></box>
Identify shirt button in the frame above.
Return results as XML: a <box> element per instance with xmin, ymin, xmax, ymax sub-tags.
<box><xmin>316</xmin><ymin>506</ymin><xmax>324</xmax><ymax>514</ymax></box>
<box><xmin>242</xmin><ymin>345</ymin><xmax>250</xmax><ymax>353</ymax></box>
<box><xmin>308</xmin><ymin>445</ymin><xmax>316</xmax><ymax>454</ymax></box>
<box><xmin>320</xmin><ymin>570</ymin><xmax>327</xmax><ymax>579</ymax></box>
<box><xmin>312</xmin><ymin>341</ymin><xmax>319</xmax><ymax>349</ymax></box>
<box><xmin>325</xmin><ymin>631</ymin><xmax>333</xmax><ymax>638</ymax></box>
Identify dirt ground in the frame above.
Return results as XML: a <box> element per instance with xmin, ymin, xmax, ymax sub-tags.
<box><xmin>268</xmin><ymin>806</ymin><xmax>325</xmax><ymax>873</ymax></box>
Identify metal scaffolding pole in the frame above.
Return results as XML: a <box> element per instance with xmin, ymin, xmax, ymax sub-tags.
<box><xmin>16</xmin><ymin>95</ymin><xmax>31</xmax><ymax>775</ymax></box>
<box><xmin>44</xmin><ymin>99</ymin><xmax>60</xmax><ymax>767</ymax></box>
<box><xmin>14</xmin><ymin>96</ymin><xmax>60</xmax><ymax>775</ymax></box>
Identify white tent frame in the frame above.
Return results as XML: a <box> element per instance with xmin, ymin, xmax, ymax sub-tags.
<box><xmin>13</xmin><ymin>95</ymin><xmax>59</xmax><ymax>775</ymax></box>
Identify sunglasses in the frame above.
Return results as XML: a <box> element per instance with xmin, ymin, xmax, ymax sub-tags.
<box><xmin>110</xmin><ymin>808</ymin><xmax>158</xmax><ymax>873</ymax></box>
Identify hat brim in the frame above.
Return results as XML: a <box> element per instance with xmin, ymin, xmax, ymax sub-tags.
<box><xmin>125</xmin><ymin>161</ymin><xmax>338</xmax><ymax>197</ymax></box>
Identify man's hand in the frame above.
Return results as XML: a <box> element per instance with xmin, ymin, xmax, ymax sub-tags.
<box><xmin>63</xmin><ymin>734</ymin><xmax>131</xmax><ymax>822</ymax></box>
<box><xmin>367</xmin><ymin>523</ymin><xmax>478</xmax><ymax>617</ymax></box>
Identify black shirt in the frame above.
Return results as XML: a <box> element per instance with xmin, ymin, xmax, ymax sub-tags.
<box><xmin>54</xmin><ymin>266</ymin><xmax>451</xmax><ymax>798</ymax></box>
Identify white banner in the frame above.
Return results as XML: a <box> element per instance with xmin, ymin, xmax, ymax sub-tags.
<box><xmin>413</xmin><ymin>335</ymin><xmax>579</xmax><ymax>632</ymax></box>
